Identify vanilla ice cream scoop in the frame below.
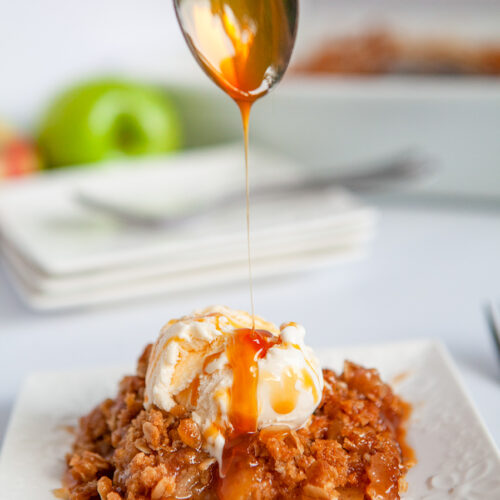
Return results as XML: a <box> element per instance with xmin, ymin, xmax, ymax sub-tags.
<box><xmin>144</xmin><ymin>305</ymin><xmax>323</xmax><ymax>464</ymax></box>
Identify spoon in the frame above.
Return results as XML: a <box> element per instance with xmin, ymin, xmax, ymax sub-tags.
<box><xmin>173</xmin><ymin>0</ymin><xmax>299</xmax><ymax>104</ymax></box>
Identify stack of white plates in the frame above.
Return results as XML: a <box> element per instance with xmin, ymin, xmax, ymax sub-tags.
<box><xmin>0</xmin><ymin>145</ymin><xmax>376</xmax><ymax>311</ymax></box>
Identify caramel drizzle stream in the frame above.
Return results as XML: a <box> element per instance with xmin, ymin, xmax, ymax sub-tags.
<box><xmin>237</xmin><ymin>100</ymin><xmax>255</xmax><ymax>331</ymax></box>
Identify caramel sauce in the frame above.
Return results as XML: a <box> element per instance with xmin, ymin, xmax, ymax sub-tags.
<box><xmin>226</xmin><ymin>328</ymin><xmax>279</xmax><ymax>436</ymax></box>
<box><xmin>218</xmin><ymin>427</ymin><xmax>291</xmax><ymax>498</ymax></box>
<box><xmin>216</xmin><ymin>328</ymin><xmax>282</xmax><ymax>497</ymax></box>
<box><xmin>217</xmin><ymin>433</ymin><xmax>260</xmax><ymax>498</ymax></box>
<box><xmin>174</xmin><ymin>375</ymin><xmax>202</xmax><ymax>408</ymax></box>
<box><xmin>213</xmin><ymin>311</ymin><xmax>248</xmax><ymax>333</ymax></box>
<box><xmin>268</xmin><ymin>367</ymin><xmax>299</xmax><ymax>414</ymax></box>
<box><xmin>264</xmin><ymin>366</ymin><xmax>318</xmax><ymax>416</ymax></box>
<box><xmin>239</xmin><ymin>101</ymin><xmax>255</xmax><ymax>327</ymax></box>
<box><xmin>300</xmin><ymin>368</ymin><xmax>319</xmax><ymax>403</ymax></box>
<box><xmin>397</xmin><ymin>401</ymin><xmax>417</xmax><ymax>468</ymax></box>
<box><xmin>189</xmin><ymin>376</ymin><xmax>201</xmax><ymax>406</ymax></box>
<box><xmin>202</xmin><ymin>350</ymin><xmax>225</xmax><ymax>371</ymax></box>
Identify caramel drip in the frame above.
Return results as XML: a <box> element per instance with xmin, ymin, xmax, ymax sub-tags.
<box><xmin>264</xmin><ymin>368</ymin><xmax>318</xmax><ymax>415</ymax></box>
<box><xmin>237</xmin><ymin>100</ymin><xmax>255</xmax><ymax>330</ymax></box>
<box><xmin>190</xmin><ymin>376</ymin><xmax>201</xmax><ymax>406</ymax></box>
<box><xmin>219</xmin><ymin>328</ymin><xmax>279</xmax><ymax>496</ymax></box>
<box><xmin>226</xmin><ymin>328</ymin><xmax>278</xmax><ymax>437</ymax></box>
<box><xmin>266</xmin><ymin>366</ymin><xmax>318</xmax><ymax>415</ymax></box>
<box><xmin>268</xmin><ymin>367</ymin><xmax>299</xmax><ymax>415</ymax></box>
<box><xmin>202</xmin><ymin>350</ymin><xmax>224</xmax><ymax>371</ymax></box>
<box><xmin>397</xmin><ymin>401</ymin><xmax>417</xmax><ymax>468</ymax></box>
<box><xmin>217</xmin><ymin>433</ymin><xmax>260</xmax><ymax>498</ymax></box>
<box><xmin>301</xmin><ymin>368</ymin><xmax>319</xmax><ymax>403</ymax></box>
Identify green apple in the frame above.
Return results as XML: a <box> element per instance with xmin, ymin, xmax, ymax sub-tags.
<box><xmin>38</xmin><ymin>79</ymin><xmax>183</xmax><ymax>168</ymax></box>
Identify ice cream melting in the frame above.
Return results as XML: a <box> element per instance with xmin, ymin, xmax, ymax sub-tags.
<box><xmin>144</xmin><ymin>306</ymin><xmax>323</xmax><ymax>466</ymax></box>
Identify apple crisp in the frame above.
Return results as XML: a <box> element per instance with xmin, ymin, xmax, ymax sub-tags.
<box><xmin>294</xmin><ymin>30</ymin><xmax>500</xmax><ymax>76</ymax></box>
<box><xmin>60</xmin><ymin>344</ymin><xmax>413</xmax><ymax>500</ymax></box>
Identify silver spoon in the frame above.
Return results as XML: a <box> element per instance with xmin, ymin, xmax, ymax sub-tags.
<box><xmin>173</xmin><ymin>0</ymin><xmax>299</xmax><ymax>103</ymax></box>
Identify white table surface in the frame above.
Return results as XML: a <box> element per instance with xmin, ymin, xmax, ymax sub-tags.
<box><xmin>1</xmin><ymin>203</ymin><xmax>499</xmax><ymax>450</ymax></box>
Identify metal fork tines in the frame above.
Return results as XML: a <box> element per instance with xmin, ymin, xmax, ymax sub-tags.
<box><xmin>485</xmin><ymin>301</ymin><xmax>500</xmax><ymax>362</ymax></box>
<box><xmin>76</xmin><ymin>150</ymin><xmax>432</xmax><ymax>229</ymax></box>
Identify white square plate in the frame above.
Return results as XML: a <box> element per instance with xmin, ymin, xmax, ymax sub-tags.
<box><xmin>0</xmin><ymin>340</ymin><xmax>499</xmax><ymax>499</ymax></box>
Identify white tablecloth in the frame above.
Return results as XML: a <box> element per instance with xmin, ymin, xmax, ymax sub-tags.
<box><xmin>1</xmin><ymin>204</ymin><xmax>499</xmax><ymax>448</ymax></box>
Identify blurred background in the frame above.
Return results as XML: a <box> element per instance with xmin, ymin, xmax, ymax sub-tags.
<box><xmin>1</xmin><ymin>0</ymin><xmax>500</xmax><ymax>309</ymax></box>
<box><xmin>1</xmin><ymin>0</ymin><xmax>500</xmax><ymax>445</ymax></box>
<box><xmin>2</xmin><ymin>0</ymin><xmax>500</xmax><ymax>185</ymax></box>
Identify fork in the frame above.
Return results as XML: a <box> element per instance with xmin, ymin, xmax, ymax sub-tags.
<box><xmin>76</xmin><ymin>150</ymin><xmax>432</xmax><ymax>229</ymax></box>
<box><xmin>485</xmin><ymin>301</ymin><xmax>500</xmax><ymax>362</ymax></box>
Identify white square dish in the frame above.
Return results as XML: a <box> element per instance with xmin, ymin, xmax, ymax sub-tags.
<box><xmin>0</xmin><ymin>340</ymin><xmax>499</xmax><ymax>499</ymax></box>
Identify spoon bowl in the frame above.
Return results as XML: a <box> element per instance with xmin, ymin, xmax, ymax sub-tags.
<box><xmin>173</xmin><ymin>0</ymin><xmax>298</xmax><ymax>103</ymax></box>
